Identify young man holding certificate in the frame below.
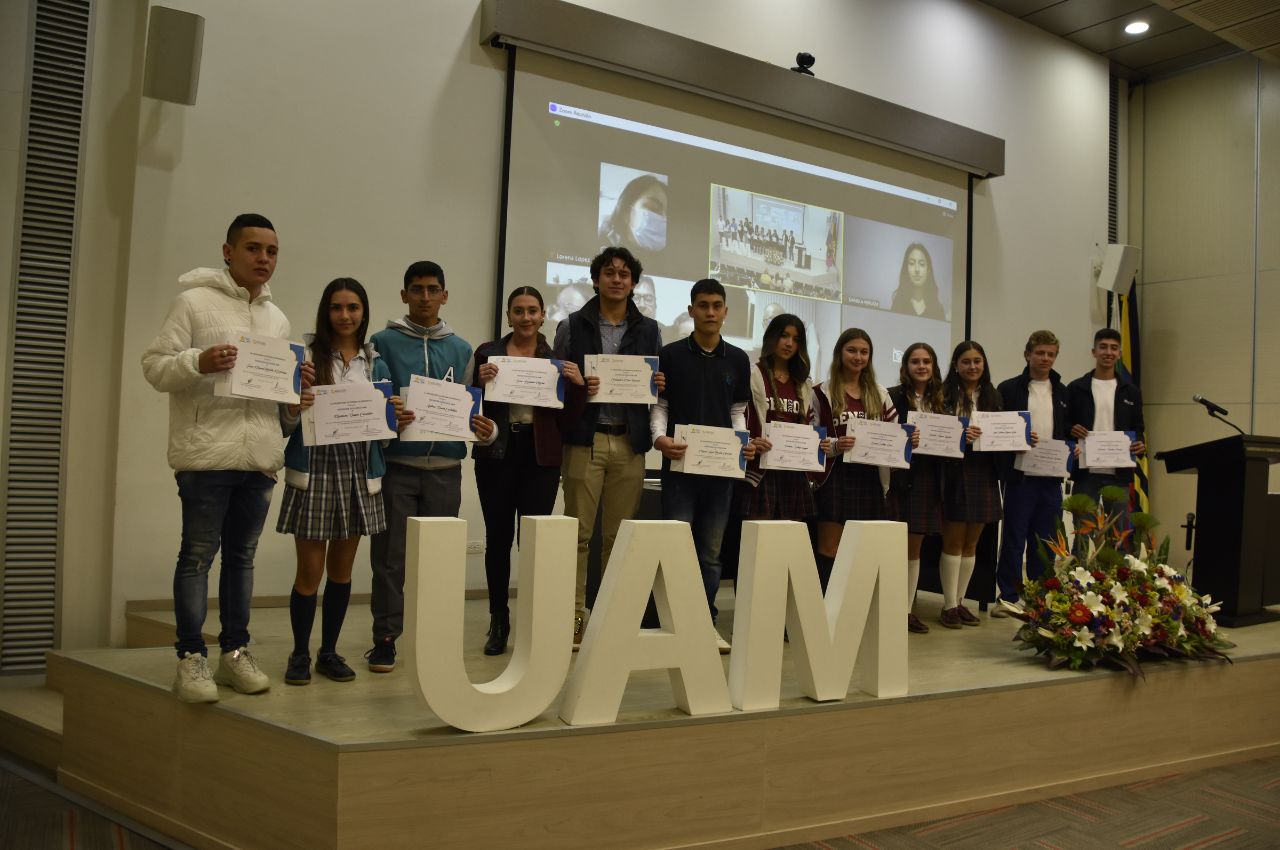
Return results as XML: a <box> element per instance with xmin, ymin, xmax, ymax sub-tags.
<box><xmin>366</xmin><ymin>261</ymin><xmax>474</xmax><ymax>672</ymax></box>
<box><xmin>993</xmin><ymin>330</ymin><xmax>1070</xmax><ymax>616</ymax></box>
<box><xmin>142</xmin><ymin>213</ymin><xmax>300</xmax><ymax>703</ymax></box>
<box><xmin>651</xmin><ymin>279</ymin><xmax>754</xmax><ymax>647</ymax></box>
<box><xmin>553</xmin><ymin>247</ymin><xmax>664</xmax><ymax>646</ymax></box>
<box><xmin>1066</xmin><ymin>328</ymin><xmax>1146</xmax><ymax>510</ymax></box>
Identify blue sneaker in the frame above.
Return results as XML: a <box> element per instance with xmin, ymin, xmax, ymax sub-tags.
<box><xmin>364</xmin><ymin>638</ymin><xmax>396</xmax><ymax>673</ymax></box>
<box><xmin>316</xmin><ymin>652</ymin><xmax>355</xmax><ymax>682</ymax></box>
<box><xmin>285</xmin><ymin>652</ymin><xmax>311</xmax><ymax>686</ymax></box>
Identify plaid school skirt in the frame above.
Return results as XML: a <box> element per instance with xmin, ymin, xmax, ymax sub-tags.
<box><xmin>277</xmin><ymin>441</ymin><xmax>387</xmax><ymax>540</ymax></box>
<box><xmin>816</xmin><ymin>460</ymin><xmax>884</xmax><ymax>522</ymax></box>
<box><xmin>739</xmin><ymin>470</ymin><xmax>816</xmax><ymax>520</ymax></box>
<box><xmin>942</xmin><ymin>452</ymin><xmax>1002</xmax><ymax>524</ymax></box>
<box><xmin>886</xmin><ymin>455</ymin><xmax>944</xmax><ymax>535</ymax></box>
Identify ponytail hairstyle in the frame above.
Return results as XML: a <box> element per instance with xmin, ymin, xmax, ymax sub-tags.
<box><xmin>894</xmin><ymin>342</ymin><xmax>944</xmax><ymax>413</ymax></box>
<box><xmin>826</xmin><ymin>328</ymin><xmax>882</xmax><ymax>421</ymax></box>
<box><xmin>311</xmin><ymin>277</ymin><xmax>370</xmax><ymax>387</ymax></box>
<box><xmin>942</xmin><ymin>340</ymin><xmax>1000</xmax><ymax>415</ymax></box>
<box><xmin>507</xmin><ymin>285</ymin><xmax>549</xmax><ymax>348</ymax></box>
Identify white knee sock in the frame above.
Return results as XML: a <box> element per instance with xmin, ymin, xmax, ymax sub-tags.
<box><xmin>939</xmin><ymin>553</ymin><xmax>961</xmax><ymax>609</ymax></box>
<box><xmin>958</xmin><ymin>555</ymin><xmax>977</xmax><ymax>606</ymax></box>
<box><xmin>907</xmin><ymin>559</ymin><xmax>921</xmax><ymax>613</ymax></box>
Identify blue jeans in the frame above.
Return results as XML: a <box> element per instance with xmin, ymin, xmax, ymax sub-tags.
<box><xmin>661</xmin><ymin>472</ymin><xmax>734</xmax><ymax>620</ymax></box>
<box><xmin>173</xmin><ymin>470</ymin><xmax>275</xmax><ymax>657</ymax></box>
<box><xmin>996</xmin><ymin>476</ymin><xmax>1063</xmax><ymax>602</ymax></box>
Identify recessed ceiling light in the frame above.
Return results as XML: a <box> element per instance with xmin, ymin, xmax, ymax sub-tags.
<box><xmin>1125</xmin><ymin>21</ymin><xmax>1150</xmax><ymax>35</ymax></box>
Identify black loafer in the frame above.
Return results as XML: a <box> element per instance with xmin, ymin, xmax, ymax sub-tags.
<box><xmin>484</xmin><ymin>617</ymin><xmax>511</xmax><ymax>656</ymax></box>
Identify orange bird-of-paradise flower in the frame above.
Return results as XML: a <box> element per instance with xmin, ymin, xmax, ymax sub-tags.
<box><xmin>1046</xmin><ymin>529</ymin><xmax>1071</xmax><ymax>559</ymax></box>
<box><xmin>1111</xmin><ymin>527</ymin><xmax>1133</xmax><ymax>547</ymax></box>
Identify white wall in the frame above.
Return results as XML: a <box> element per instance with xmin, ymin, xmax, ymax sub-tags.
<box><xmin>60</xmin><ymin>0</ymin><xmax>1111</xmax><ymax>645</ymax></box>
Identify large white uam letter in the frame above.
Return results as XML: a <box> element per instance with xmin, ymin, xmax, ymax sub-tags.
<box><xmin>559</xmin><ymin>520</ymin><xmax>732</xmax><ymax>726</ymax></box>
<box><xmin>729</xmin><ymin>520</ymin><xmax>907</xmax><ymax>710</ymax></box>
<box><xmin>405</xmin><ymin>516</ymin><xmax>576</xmax><ymax>732</ymax></box>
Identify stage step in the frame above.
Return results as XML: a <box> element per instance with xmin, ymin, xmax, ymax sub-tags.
<box><xmin>0</xmin><ymin>676</ymin><xmax>63</xmax><ymax>773</ymax></box>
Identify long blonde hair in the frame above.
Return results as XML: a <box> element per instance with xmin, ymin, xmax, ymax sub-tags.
<box><xmin>827</xmin><ymin>328</ymin><xmax>882</xmax><ymax>421</ymax></box>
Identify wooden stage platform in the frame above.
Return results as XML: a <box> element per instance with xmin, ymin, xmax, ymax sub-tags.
<box><xmin>49</xmin><ymin>593</ymin><xmax>1280</xmax><ymax>850</ymax></box>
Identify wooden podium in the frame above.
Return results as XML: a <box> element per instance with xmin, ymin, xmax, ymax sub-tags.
<box><xmin>1156</xmin><ymin>435</ymin><xmax>1280</xmax><ymax>626</ymax></box>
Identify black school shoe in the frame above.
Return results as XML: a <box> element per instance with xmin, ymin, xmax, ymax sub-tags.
<box><xmin>316</xmin><ymin>652</ymin><xmax>355</xmax><ymax>682</ymax></box>
<box><xmin>285</xmin><ymin>652</ymin><xmax>312</xmax><ymax>686</ymax></box>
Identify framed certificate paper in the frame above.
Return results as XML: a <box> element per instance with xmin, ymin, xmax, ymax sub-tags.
<box><xmin>669</xmin><ymin>424</ymin><xmax>748</xmax><ymax>479</ymax></box>
<box><xmin>906</xmin><ymin>411</ymin><xmax>966</xmax><ymax>459</ymax></box>
<box><xmin>971</xmin><ymin>410</ymin><xmax>1032</xmax><ymax>452</ymax></box>
<box><xmin>759</xmin><ymin>422</ymin><xmax>826</xmax><ymax>472</ymax></box>
<box><xmin>483</xmin><ymin>356</ymin><xmax>565</xmax><ymax>409</ymax></box>
<box><xmin>303</xmin><ymin>380</ymin><xmax>397</xmax><ymax>446</ymax></box>
<box><xmin>400</xmin><ymin>376</ymin><xmax>483</xmax><ymax>442</ymax></box>
<box><xmin>584</xmin><ymin>354</ymin><xmax>659</xmax><ymax>405</ymax></box>
<box><xmin>843</xmin><ymin>419</ymin><xmax>913</xmax><ymax>470</ymax></box>
<box><xmin>214</xmin><ymin>333</ymin><xmax>304</xmax><ymax>404</ymax></box>
<box><xmin>1080</xmin><ymin>431</ymin><xmax>1136</xmax><ymax>469</ymax></box>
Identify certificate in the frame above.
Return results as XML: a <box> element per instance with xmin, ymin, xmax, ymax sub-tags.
<box><xmin>843</xmin><ymin>419</ymin><xmax>913</xmax><ymax>470</ymax></box>
<box><xmin>670</xmin><ymin>424</ymin><xmax>748</xmax><ymax>479</ymax></box>
<box><xmin>584</xmin><ymin>354</ymin><xmax>658</xmax><ymax>405</ymax></box>
<box><xmin>971</xmin><ymin>410</ymin><xmax>1032</xmax><ymax>452</ymax></box>
<box><xmin>1080</xmin><ymin>431</ymin><xmax>1136</xmax><ymax>469</ymax></box>
<box><xmin>484</xmin><ymin>356</ymin><xmax>564</xmax><ymax>409</ymax></box>
<box><xmin>759</xmin><ymin>422</ymin><xmax>826</xmax><ymax>472</ymax></box>
<box><xmin>400</xmin><ymin>376</ymin><xmax>482</xmax><ymax>442</ymax></box>
<box><xmin>214</xmin><ymin>333</ymin><xmax>304</xmax><ymax>404</ymax></box>
<box><xmin>1015</xmin><ymin>438</ymin><xmax>1072</xmax><ymax>478</ymax></box>
<box><xmin>906</xmin><ymin>411</ymin><xmax>967</xmax><ymax>459</ymax></box>
<box><xmin>304</xmin><ymin>380</ymin><xmax>397</xmax><ymax>447</ymax></box>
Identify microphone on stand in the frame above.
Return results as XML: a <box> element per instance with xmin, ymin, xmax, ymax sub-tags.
<box><xmin>1191</xmin><ymin>394</ymin><xmax>1245</xmax><ymax>436</ymax></box>
<box><xmin>1192</xmin><ymin>394</ymin><xmax>1229</xmax><ymax>417</ymax></box>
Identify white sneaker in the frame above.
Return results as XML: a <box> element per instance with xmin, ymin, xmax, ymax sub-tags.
<box><xmin>173</xmin><ymin>652</ymin><xmax>218</xmax><ymax>703</ymax></box>
<box><xmin>716</xmin><ymin>635</ymin><xmax>732</xmax><ymax>655</ymax></box>
<box><xmin>214</xmin><ymin>646</ymin><xmax>271</xmax><ymax>694</ymax></box>
<box><xmin>991</xmin><ymin>598</ymin><xmax>1024</xmax><ymax>618</ymax></box>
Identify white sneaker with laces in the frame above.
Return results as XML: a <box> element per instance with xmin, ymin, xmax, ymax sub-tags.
<box><xmin>991</xmin><ymin>598</ymin><xmax>1024</xmax><ymax>618</ymax></box>
<box><xmin>173</xmin><ymin>652</ymin><xmax>219</xmax><ymax>703</ymax></box>
<box><xmin>214</xmin><ymin>646</ymin><xmax>271</xmax><ymax>694</ymax></box>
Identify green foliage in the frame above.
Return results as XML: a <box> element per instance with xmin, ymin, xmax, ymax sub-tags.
<box><xmin>1098</xmin><ymin>485</ymin><xmax>1129</xmax><ymax>506</ymax></box>
<box><xmin>1062</xmin><ymin>493</ymin><xmax>1097</xmax><ymax>516</ymax></box>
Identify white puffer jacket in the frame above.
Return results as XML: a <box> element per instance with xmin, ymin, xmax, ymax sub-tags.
<box><xmin>142</xmin><ymin>268</ymin><xmax>292</xmax><ymax>472</ymax></box>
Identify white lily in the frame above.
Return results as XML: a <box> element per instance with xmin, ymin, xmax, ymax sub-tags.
<box><xmin>1073</xmin><ymin>627</ymin><xmax>1095</xmax><ymax>649</ymax></box>
<box><xmin>1155</xmin><ymin>576</ymin><xmax>1171</xmax><ymax>591</ymax></box>
<box><xmin>1125</xmin><ymin>554</ymin><xmax>1148</xmax><ymax>574</ymax></box>
<box><xmin>1081</xmin><ymin>590</ymin><xmax>1107</xmax><ymax>615</ymax></box>
<box><xmin>1110</xmin><ymin>584</ymin><xmax>1130</xmax><ymax>606</ymax></box>
<box><xmin>1070</xmin><ymin>566</ymin><xmax>1095</xmax><ymax>587</ymax></box>
<box><xmin>1137</xmin><ymin>612</ymin><xmax>1153</xmax><ymax>635</ymax></box>
<box><xmin>1106</xmin><ymin>629</ymin><xmax>1125</xmax><ymax>649</ymax></box>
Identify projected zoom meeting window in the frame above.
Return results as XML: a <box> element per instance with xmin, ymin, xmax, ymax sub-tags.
<box><xmin>502</xmin><ymin>67</ymin><xmax>964</xmax><ymax>379</ymax></box>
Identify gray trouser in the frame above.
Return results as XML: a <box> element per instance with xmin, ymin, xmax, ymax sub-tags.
<box><xmin>369</xmin><ymin>462</ymin><xmax>462</xmax><ymax>641</ymax></box>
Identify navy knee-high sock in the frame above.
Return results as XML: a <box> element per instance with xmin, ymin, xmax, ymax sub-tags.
<box><xmin>289</xmin><ymin>588</ymin><xmax>317</xmax><ymax>656</ymax></box>
<box><xmin>319</xmin><ymin>580</ymin><xmax>352</xmax><ymax>656</ymax></box>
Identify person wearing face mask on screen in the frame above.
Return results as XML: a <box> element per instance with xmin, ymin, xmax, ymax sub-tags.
<box><xmin>600</xmin><ymin>173</ymin><xmax>668</xmax><ymax>254</ymax></box>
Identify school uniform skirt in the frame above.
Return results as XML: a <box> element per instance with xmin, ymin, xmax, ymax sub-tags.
<box><xmin>277</xmin><ymin>442</ymin><xmax>387</xmax><ymax>540</ymax></box>
<box><xmin>886</xmin><ymin>456</ymin><xmax>944</xmax><ymax>535</ymax></box>
<box><xmin>942</xmin><ymin>452</ymin><xmax>1002</xmax><ymax>524</ymax></box>
<box><xmin>739</xmin><ymin>470</ymin><xmax>815</xmax><ymax>520</ymax></box>
<box><xmin>816</xmin><ymin>460</ymin><xmax>884</xmax><ymax>522</ymax></box>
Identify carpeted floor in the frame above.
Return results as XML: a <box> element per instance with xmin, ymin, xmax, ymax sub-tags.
<box><xmin>1</xmin><ymin>753</ymin><xmax>1277</xmax><ymax>848</ymax></box>
<box><xmin>773</xmin><ymin>755</ymin><xmax>1280</xmax><ymax>850</ymax></box>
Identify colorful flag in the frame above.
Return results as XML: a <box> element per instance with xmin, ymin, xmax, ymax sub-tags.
<box><xmin>1116</xmin><ymin>283</ymin><xmax>1149</xmax><ymax>513</ymax></box>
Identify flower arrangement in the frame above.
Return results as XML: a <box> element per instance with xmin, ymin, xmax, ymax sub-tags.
<box><xmin>1003</xmin><ymin>486</ymin><xmax>1233</xmax><ymax>676</ymax></box>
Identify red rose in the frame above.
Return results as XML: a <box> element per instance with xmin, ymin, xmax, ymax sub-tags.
<box><xmin>1117</xmin><ymin>567</ymin><xmax>1131</xmax><ymax>580</ymax></box>
<box><xmin>1136</xmin><ymin>594</ymin><xmax>1150</xmax><ymax>606</ymax></box>
<box><xmin>1044</xmin><ymin>578</ymin><xmax>1062</xmax><ymax>590</ymax></box>
<box><xmin>1091</xmin><ymin>570</ymin><xmax>1106</xmax><ymax>581</ymax></box>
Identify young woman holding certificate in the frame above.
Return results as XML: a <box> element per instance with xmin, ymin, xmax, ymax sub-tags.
<box><xmin>812</xmin><ymin>329</ymin><xmax>897</xmax><ymax>591</ymax></box>
<box><xmin>886</xmin><ymin>343</ymin><xmax>946</xmax><ymax>634</ymax></box>
<box><xmin>938</xmin><ymin>340</ymin><xmax>1003</xmax><ymax>630</ymax></box>
<box><xmin>741</xmin><ymin>314</ymin><xmax>819</xmax><ymax>521</ymax></box>
<box><xmin>278</xmin><ymin>278</ymin><xmax>399</xmax><ymax>685</ymax></box>
<box><xmin>471</xmin><ymin>287</ymin><xmax>587</xmax><ymax>656</ymax></box>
